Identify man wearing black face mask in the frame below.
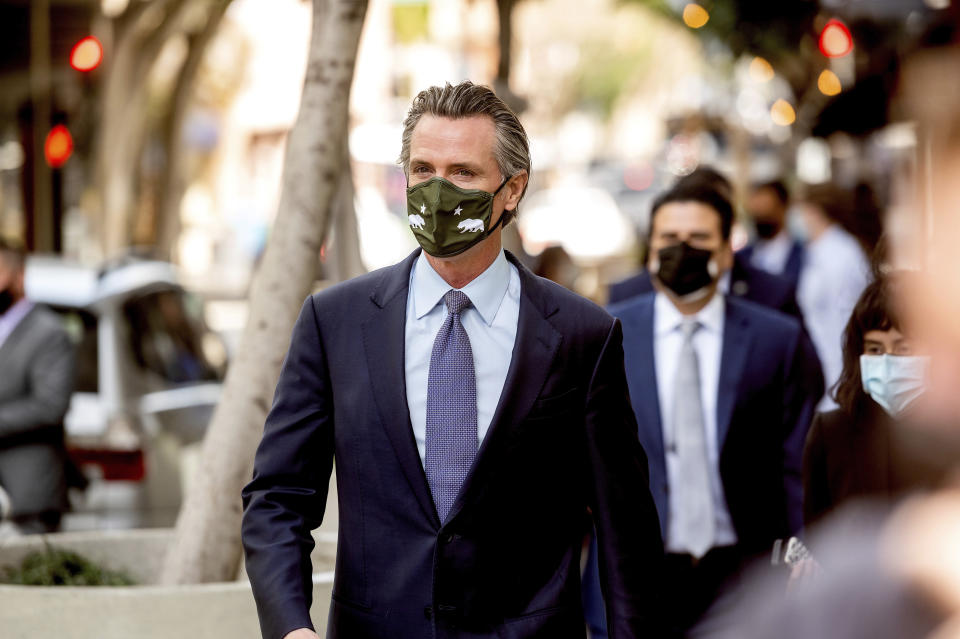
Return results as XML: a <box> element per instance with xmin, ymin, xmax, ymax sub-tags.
<box><xmin>0</xmin><ymin>239</ymin><xmax>75</xmax><ymax>534</ymax></box>
<box><xmin>584</xmin><ymin>181</ymin><xmax>821</xmax><ymax>638</ymax></box>
<box><xmin>607</xmin><ymin>172</ymin><xmax>805</xmax><ymax>326</ymax></box>
<box><xmin>739</xmin><ymin>180</ymin><xmax>805</xmax><ymax>292</ymax></box>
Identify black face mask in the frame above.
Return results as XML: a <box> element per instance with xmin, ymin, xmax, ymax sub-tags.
<box><xmin>654</xmin><ymin>242</ymin><xmax>716</xmax><ymax>297</ymax></box>
<box><xmin>754</xmin><ymin>220</ymin><xmax>781</xmax><ymax>239</ymax></box>
<box><xmin>0</xmin><ymin>288</ymin><xmax>13</xmax><ymax>315</ymax></box>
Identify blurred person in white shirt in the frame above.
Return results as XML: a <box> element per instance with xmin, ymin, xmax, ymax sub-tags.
<box><xmin>794</xmin><ymin>185</ymin><xmax>871</xmax><ymax>410</ymax></box>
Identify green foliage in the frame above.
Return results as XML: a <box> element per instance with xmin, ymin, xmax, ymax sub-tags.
<box><xmin>0</xmin><ymin>544</ymin><xmax>135</xmax><ymax>587</ymax></box>
<box><xmin>624</xmin><ymin>0</ymin><xmax>817</xmax><ymax>61</ymax></box>
<box><xmin>574</xmin><ymin>43</ymin><xmax>654</xmax><ymax>117</ymax></box>
<box><xmin>392</xmin><ymin>2</ymin><xmax>430</xmax><ymax>45</ymax></box>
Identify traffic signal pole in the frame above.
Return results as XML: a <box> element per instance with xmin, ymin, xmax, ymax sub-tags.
<box><xmin>29</xmin><ymin>0</ymin><xmax>55</xmax><ymax>253</ymax></box>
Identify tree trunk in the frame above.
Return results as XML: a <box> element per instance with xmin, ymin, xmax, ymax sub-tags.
<box><xmin>96</xmin><ymin>0</ymin><xmax>190</xmax><ymax>256</ymax></box>
<box><xmin>493</xmin><ymin>0</ymin><xmax>526</xmax><ymax>114</ymax></box>
<box><xmin>322</xmin><ymin>148</ymin><xmax>366</xmax><ymax>282</ymax></box>
<box><xmin>154</xmin><ymin>0</ymin><xmax>233</xmax><ymax>260</ymax></box>
<box><xmin>159</xmin><ymin>0</ymin><xmax>368</xmax><ymax>585</ymax></box>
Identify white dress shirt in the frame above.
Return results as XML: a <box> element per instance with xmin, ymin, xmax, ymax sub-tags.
<box><xmin>749</xmin><ymin>230</ymin><xmax>795</xmax><ymax>275</ymax></box>
<box><xmin>797</xmin><ymin>225</ymin><xmax>870</xmax><ymax>410</ymax></box>
<box><xmin>653</xmin><ymin>291</ymin><xmax>737</xmax><ymax>552</ymax></box>
<box><xmin>0</xmin><ymin>298</ymin><xmax>34</xmax><ymax>350</ymax></box>
<box><xmin>404</xmin><ymin>250</ymin><xmax>520</xmax><ymax>464</ymax></box>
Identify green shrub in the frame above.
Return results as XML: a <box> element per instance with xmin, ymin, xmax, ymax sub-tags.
<box><xmin>0</xmin><ymin>543</ymin><xmax>135</xmax><ymax>586</ymax></box>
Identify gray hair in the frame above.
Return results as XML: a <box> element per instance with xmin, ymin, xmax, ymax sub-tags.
<box><xmin>399</xmin><ymin>81</ymin><xmax>531</xmax><ymax>221</ymax></box>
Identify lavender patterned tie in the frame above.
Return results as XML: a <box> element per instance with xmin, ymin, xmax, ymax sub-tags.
<box><xmin>425</xmin><ymin>290</ymin><xmax>478</xmax><ymax>523</ymax></box>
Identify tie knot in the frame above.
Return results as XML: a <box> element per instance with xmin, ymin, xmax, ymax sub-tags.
<box><xmin>444</xmin><ymin>289</ymin><xmax>472</xmax><ymax>315</ymax></box>
<box><xmin>681</xmin><ymin>318</ymin><xmax>700</xmax><ymax>340</ymax></box>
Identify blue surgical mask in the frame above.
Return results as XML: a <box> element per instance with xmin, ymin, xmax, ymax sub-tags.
<box><xmin>859</xmin><ymin>354</ymin><xmax>929</xmax><ymax>417</ymax></box>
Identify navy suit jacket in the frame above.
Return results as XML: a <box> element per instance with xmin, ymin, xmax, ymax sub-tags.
<box><xmin>241</xmin><ymin>250</ymin><xmax>663</xmax><ymax>639</ymax></box>
<box><xmin>608</xmin><ymin>293</ymin><xmax>817</xmax><ymax>553</ymax></box>
<box><xmin>737</xmin><ymin>240</ymin><xmax>805</xmax><ymax>293</ymax></box>
<box><xmin>608</xmin><ymin>255</ymin><xmax>802</xmax><ymax>324</ymax></box>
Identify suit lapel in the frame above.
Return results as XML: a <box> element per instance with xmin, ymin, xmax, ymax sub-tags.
<box><xmin>360</xmin><ymin>249</ymin><xmax>441</xmax><ymax>528</ymax></box>
<box><xmin>716</xmin><ymin>299</ymin><xmax>751</xmax><ymax>448</ymax></box>
<box><xmin>444</xmin><ymin>253</ymin><xmax>561</xmax><ymax>524</ymax></box>
<box><xmin>629</xmin><ymin>296</ymin><xmax>665</xmax><ymax>466</ymax></box>
<box><xmin>612</xmin><ymin>296</ymin><xmax>664</xmax><ymax>457</ymax></box>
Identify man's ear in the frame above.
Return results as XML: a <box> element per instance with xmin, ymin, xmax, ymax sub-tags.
<box><xmin>718</xmin><ymin>242</ymin><xmax>734</xmax><ymax>272</ymax></box>
<box><xmin>502</xmin><ymin>170</ymin><xmax>528</xmax><ymax>212</ymax></box>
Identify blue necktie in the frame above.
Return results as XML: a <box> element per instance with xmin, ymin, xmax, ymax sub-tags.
<box><xmin>425</xmin><ymin>290</ymin><xmax>478</xmax><ymax>523</ymax></box>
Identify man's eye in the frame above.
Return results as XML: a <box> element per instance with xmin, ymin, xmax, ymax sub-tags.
<box><xmin>455</xmin><ymin>169</ymin><xmax>474</xmax><ymax>177</ymax></box>
<box><xmin>412</xmin><ymin>166</ymin><xmax>430</xmax><ymax>173</ymax></box>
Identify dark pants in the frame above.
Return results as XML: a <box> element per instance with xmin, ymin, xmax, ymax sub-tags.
<box><xmin>13</xmin><ymin>510</ymin><xmax>62</xmax><ymax>535</ymax></box>
<box><xmin>583</xmin><ymin>537</ymin><xmax>743</xmax><ymax>639</ymax></box>
<box><xmin>662</xmin><ymin>546</ymin><xmax>743</xmax><ymax>637</ymax></box>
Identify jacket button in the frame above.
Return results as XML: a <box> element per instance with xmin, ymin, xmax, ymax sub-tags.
<box><xmin>441</xmin><ymin>532</ymin><xmax>454</xmax><ymax>544</ymax></box>
<box><xmin>424</xmin><ymin>605</ymin><xmax>433</xmax><ymax>620</ymax></box>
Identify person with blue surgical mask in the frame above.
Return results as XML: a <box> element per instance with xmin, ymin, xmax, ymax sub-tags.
<box><xmin>802</xmin><ymin>272</ymin><xmax>933</xmax><ymax>527</ymax></box>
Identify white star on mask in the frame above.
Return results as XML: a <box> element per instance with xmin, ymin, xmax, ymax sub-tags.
<box><xmin>420</xmin><ymin>203</ymin><xmax>426</xmax><ymax>214</ymax></box>
<box><xmin>454</xmin><ymin>206</ymin><xmax>463</xmax><ymax>216</ymax></box>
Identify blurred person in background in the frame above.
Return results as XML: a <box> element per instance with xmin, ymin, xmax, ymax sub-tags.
<box><xmin>586</xmin><ymin>179</ymin><xmax>820</xmax><ymax>638</ymax></box>
<box><xmin>802</xmin><ymin>272</ymin><xmax>957</xmax><ymax>528</ymax></box>
<box><xmin>699</xmin><ymin>23</ymin><xmax>960</xmax><ymax>639</ymax></box>
<box><xmin>739</xmin><ymin>180</ymin><xmax>805</xmax><ymax>292</ymax></box>
<box><xmin>609</xmin><ymin>168</ymin><xmax>805</xmax><ymax>326</ymax></box>
<box><xmin>533</xmin><ymin>244</ymin><xmax>579</xmax><ymax>290</ymax></box>
<box><xmin>794</xmin><ymin>184</ymin><xmax>871</xmax><ymax>409</ymax></box>
<box><xmin>0</xmin><ymin>238</ymin><xmax>76</xmax><ymax>534</ymax></box>
<box><xmin>241</xmin><ymin>81</ymin><xmax>663</xmax><ymax>639</ymax></box>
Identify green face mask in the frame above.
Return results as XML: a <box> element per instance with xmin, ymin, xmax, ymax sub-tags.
<box><xmin>406</xmin><ymin>176</ymin><xmax>509</xmax><ymax>258</ymax></box>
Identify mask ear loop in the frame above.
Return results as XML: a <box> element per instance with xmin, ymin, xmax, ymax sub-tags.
<box><xmin>483</xmin><ymin>176</ymin><xmax>513</xmax><ymax>238</ymax></box>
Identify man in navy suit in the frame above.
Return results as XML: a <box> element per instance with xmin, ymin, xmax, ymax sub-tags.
<box><xmin>738</xmin><ymin>180</ymin><xmax>805</xmax><ymax>292</ymax></box>
<box><xmin>608</xmin><ymin>174</ymin><xmax>802</xmax><ymax>324</ymax></box>
<box><xmin>241</xmin><ymin>81</ymin><xmax>663</xmax><ymax>639</ymax></box>
<box><xmin>586</xmin><ymin>180</ymin><xmax>819</xmax><ymax>637</ymax></box>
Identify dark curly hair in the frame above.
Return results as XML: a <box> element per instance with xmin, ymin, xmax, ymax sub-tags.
<box><xmin>832</xmin><ymin>272</ymin><xmax>913</xmax><ymax>416</ymax></box>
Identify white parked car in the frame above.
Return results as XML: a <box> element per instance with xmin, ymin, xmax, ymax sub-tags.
<box><xmin>24</xmin><ymin>257</ymin><xmax>227</xmax><ymax>525</ymax></box>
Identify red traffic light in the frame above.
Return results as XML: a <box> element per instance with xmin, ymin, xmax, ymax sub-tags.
<box><xmin>70</xmin><ymin>36</ymin><xmax>103</xmax><ymax>72</ymax></box>
<box><xmin>818</xmin><ymin>19</ymin><xmax>853</xmax><ymax>58</ymax></box>
<box><xmin>45</xmin><ymin>125</ymin><xmax>74</xmax><ymax>168</ymax></box>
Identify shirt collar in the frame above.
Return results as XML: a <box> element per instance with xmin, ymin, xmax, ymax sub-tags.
<box><xmin>654</xmin><ymin>289</ymin><xmax>724</xmax><ymax>337</ymax></box>
<box><xmin>809</xmin><ymin>224</ymin><xmax>842</xmax><ymax>253</ymax></box>
<box><xmin>412</xmin><ymin>250</ymin><xmax>511</xmax><ymax>326</ymax></box>
<box><xmin>0</xmin><ymin>298</ymin><xmax>34</xmax><ymax>340</ymax></box>
<box><xmin>756</xmin><ymin>229</ymin><xmax>793</xmax><ymax>250</ymax></box>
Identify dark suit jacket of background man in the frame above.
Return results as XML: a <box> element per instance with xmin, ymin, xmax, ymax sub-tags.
<box><xmin>608</xmin><ymin>256</ymin><xmax>824</xmax><ymax>422</ymax></box>
<box><xmin>241</xmin><ymin>249</ymin><xmax>664</xmax><ymax>639</ymax></box>
<box><xmin>609</xmin><ymin>293</ymin><xmax>818</xmax><ymax>552</ymax></box>
<box><xmin>737</xmin><ymin>239</ymin><xmax>805</xmax><ymax>293</ymax></box>
<box><xmin>0</xmin><ymin>305</ymin><xmax>75</xmax><ymax>521</ymax></box>
<box><xmin>608</xmin><ymin>253</ymin><xmax>802</xmax><ymax>323</ymax></box>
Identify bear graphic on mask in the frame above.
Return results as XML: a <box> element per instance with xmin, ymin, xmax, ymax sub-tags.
<box><xmin>458</xmin><ymin>219</ymin><xmax>484</xmax><ymax>233</ymax></box>
<box><xmin>408</xmin><ymin>214</ymin><xmax>425</xmax><ymax>229</ymax></box>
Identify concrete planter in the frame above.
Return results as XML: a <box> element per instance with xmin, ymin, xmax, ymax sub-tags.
<box><xmin>0</xmin><ymin>528</ymin><xmax>336</xmax><ymax>639</ymax></box>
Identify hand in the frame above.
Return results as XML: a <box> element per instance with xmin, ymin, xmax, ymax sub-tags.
<box><xmin>283</xmin><ymin>629</ymin><xmax>320</xmax><ymax>639</ymax></box>
<box><xmin>787</xmin><ymin>557</ymin><xmax>822</xmax><ymax>593</ymax></box>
